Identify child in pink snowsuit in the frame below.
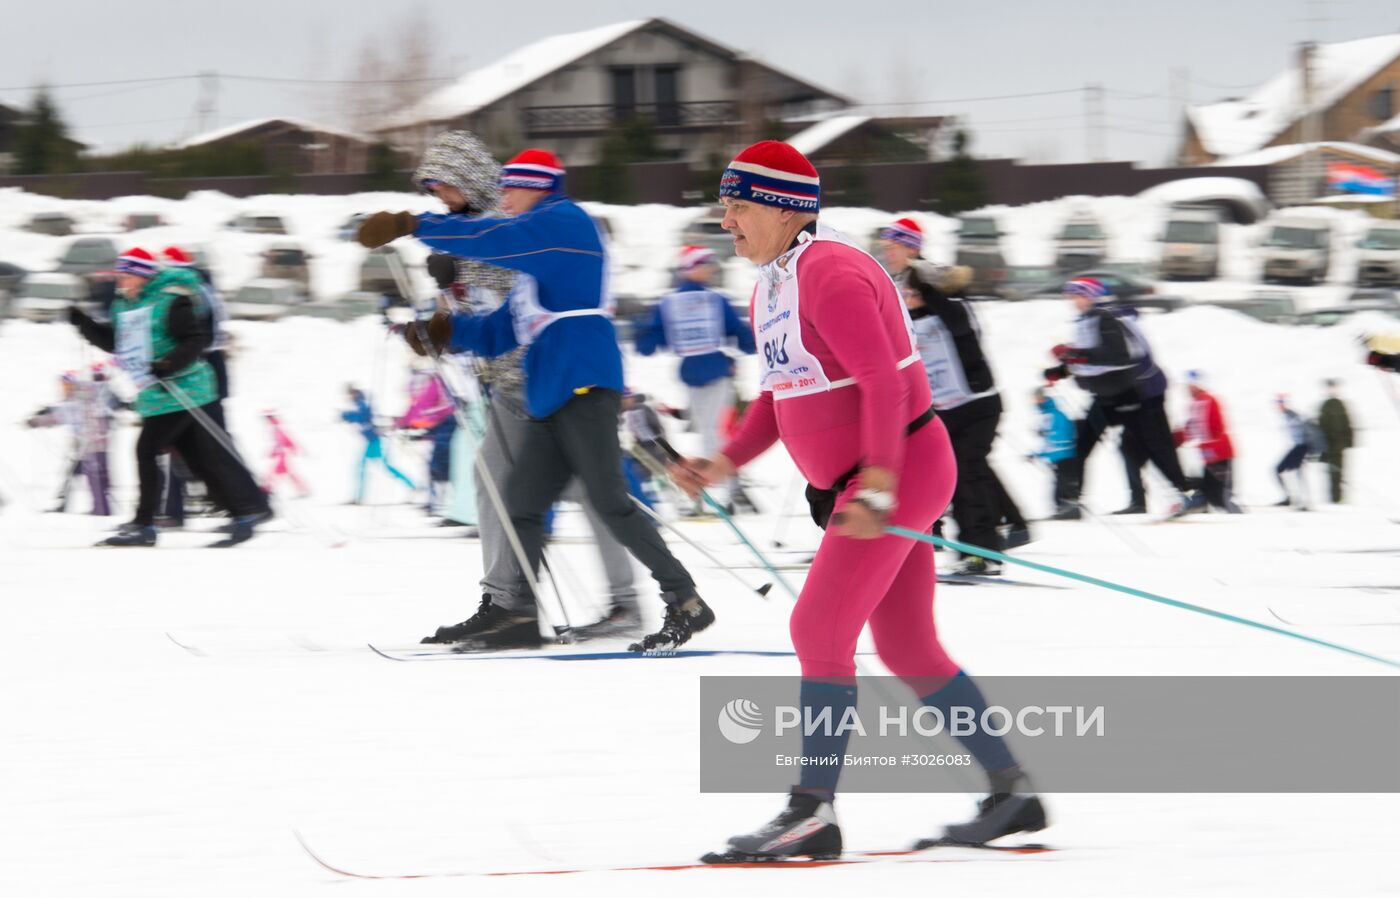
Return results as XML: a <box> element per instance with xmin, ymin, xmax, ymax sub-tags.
<box><xmin>262</xmin><ymin>411</ymin><xmax>309</xmax><ymax>497</ymax></box>
<box><xmin>684</xmin><ymin>141</ymin><xmax>1043</xmax><ymax>860</ymax></box>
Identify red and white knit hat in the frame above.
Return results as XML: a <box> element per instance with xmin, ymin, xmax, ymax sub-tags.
<box><xmin>115</xmin><ymin>247</ymin><xmax>161</xmax><ymax>278</ymax></box>
<box><xmin>677</xmin><ymin>244</ymin><xmax>717</xmax><ymax>272</ymax></box>
<box><xmin>719</xmin><ymin>141</ymin><xmax>820</xmax><ymax>212</ymax></box>
<box><xmin>161</xmin><ymin>246</ymin><xmax>195</xmax><ymax>266</ymax></box>
<box><xmin>879</xmin><ymin>217</ymin><xmax>923</xmax><ymax>251</ymax></box>
<box><xmin>499</xmin><ymin>148</ymin><xmax>565</xmax><ymax>192</ymax></box>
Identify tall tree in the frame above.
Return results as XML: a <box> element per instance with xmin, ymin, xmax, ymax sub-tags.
<box><xmin>935</xmin><ymin>129</ymin><xmax>988</xmax><ymax>215</ymax></box>
<box><xmin>14</xmin><ymin>87</ymin><xmax>80</xmax><ymax>175</ymax></box>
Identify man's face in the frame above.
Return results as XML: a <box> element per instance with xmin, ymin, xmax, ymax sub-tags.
<box><xmin>879</xmin><ymin>239</ymin><xmax>916</xmax><ymax>272</ymax></box>
<box><xmin>116</xmin><ymin>273</ymin><xmax>146</xmax><ymax>297</ymax></box>
<box><xmin>1068</xmin><ymin>292</ymin><xmax>1094</xmax><ymax>313</ymax></box>
<box><xmin>428</xmin><ymin>182</ymin><xmax>469</xmax><ymax>213</ymax></box>
<box><xmin>501</xmin><ymin>188</ymin><xmax>547</xmax><ymax>217</ymax></box>
<box><xmin>721</xmin><ymin>199</ymin><xmax>794</xmax><ymax>264</ymax></box>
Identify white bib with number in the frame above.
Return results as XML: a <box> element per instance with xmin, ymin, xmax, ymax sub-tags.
<box><xmin>753</xmin><ymin>226</ymin><xmax>919</xmax><ymax>401</ymax></box>
<box><xmin>660</xmin><ymin>291</ymin><xmax>725</xmax><ymax>357</ymax></box>
<box><xmin>115</xmin><ymin>306</ymin><xmax>155</xmax><ymax>386</ymax></box>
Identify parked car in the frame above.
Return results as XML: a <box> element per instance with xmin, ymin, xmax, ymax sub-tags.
<box><xmin>1195</xmin><ymin>290</ymin><xmax>1301</xmax><ymax>325</ymax></box>
<box><xmin>25</xmin><ymin>212</ymin><xmax>77</xmax><ymax>236</ymax></box>
<box><xmin>1347</xmin><ymin>287</ymin><xmax>1400</xmax><ymax>307</ymax></box>
<box><xmin>1354</xmin><ymin>220</ymin><xmax>1400</xmax><ymax>287</ymax></box>
<box><xmin>1294</xmin><ymin>301</ymin><xmax>1400</xmax><ymax>327</ymax></box>
<box><xmin>1027</xmin><ymin>269</ymin><xmax>1184</xmax><ymax>312</ymax></box>
<box><xmin>359</xmin><ymin>246</ymin><xmax>407</xmax><ymax>299</ymax></box>
<box><xmin>1054</xmin><ymin>211</ymin><xmax>1108</xmax><ymax>274</ymax></box>
<box><xmin>1158</xmin><ymin>205</ymin><xmax>1222</xmax><ymax>280</ymax></box>
<box><xmin>56</xmin><ymin>237</ymin><xmax>119</xmax><ymax>277</ymax></box>
<box><xmin>259</xmin><ymin>243</ymin><xmax>312</xmax><ymax>295</ymax></box>
<box><xmin>954</xmin><ymin>214</ymin><xmax>1007</xmax><ymax>298</ymax></box>
<box><xmin>123</xmin><ymin>212</ymin><xmax>166</xmax><ymax>231</ymax></box>
<box><xmin>227</xmin><ymin>213</ymin><xmax>289</xmax><ymax>235</ymax></box>
<box><xmin>0</xmin><ymin>261</ymin><xmax>28</xmax><ymax>316</ymax></box>
<box><xmin>298</xmin><ymin>291</ymin><xmax>383</xmax><ymax>322</ymax></box>
<box><xmin>1259</xmin><ymin>216</ymin><xmax>1332</xmax><ymax>285</ymax></box>
<box><xmin>10</xmin><ymin>273</ymin><xmax>89</xmax><ymax>322</ymax></box>
<box><xmin>225</xmin><ymin>279</ymin><xmax>302</xmax><ymax>321</ymax></box>
<box><xmin>997</xmin><ymin>265</ymin><xmax>1060</xmax><ymax>301</ymax></box>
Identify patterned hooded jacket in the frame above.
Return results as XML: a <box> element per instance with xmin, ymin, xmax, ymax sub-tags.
<box><xmin>412</xmin><ymin>131</ymin><xmax>525</xmax><ymax>393</ymax></box>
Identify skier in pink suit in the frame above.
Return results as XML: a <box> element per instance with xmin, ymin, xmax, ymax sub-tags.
<box><xmin>261</xmin><ymin>411</ymin><xmax>309</xmax><ymax>497</ymax></box>
<box><xmin>671</xmin><ymin>141</ymin><xmax>1045</xmax><ymax>861</ymax></box>
<box><xmin>395</xmin><ymin>372</ymin><xmax>457</xmax><ymax>514</ymax></box>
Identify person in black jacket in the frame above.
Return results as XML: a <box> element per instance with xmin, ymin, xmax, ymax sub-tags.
<box><xmin>1045</xmin><ymin>277</ymin><xmax>1202</xmax><ymax>518</ymax></box>
<box><xmin>880</xmin><ymin>221</ymin><xmax>1029</xmax><ymax>574</ymax></box>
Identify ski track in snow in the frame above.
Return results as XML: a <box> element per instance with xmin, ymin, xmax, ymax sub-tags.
<box><xmin>3</xmin><ymin>192</ymin><xmax>1399</xmax><ymax>896</ymax></box>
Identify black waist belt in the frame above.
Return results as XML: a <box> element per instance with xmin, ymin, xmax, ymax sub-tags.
<box><xmin>806</xmin><ymin>406</ymin><xmax>937</xmax><ymax>530</ymax></box>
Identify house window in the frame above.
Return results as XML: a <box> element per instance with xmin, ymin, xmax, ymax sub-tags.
<box><xmin>611</xmin><ymin>67</ymin><xmax>636</xmax><ymax>121</ymax></box>
<box><xmin>655</xmin><ymin>67</ymin><xmax>680</xmax><ymax>126</ymax></box>
<box><xmin>1369</xmin><ymin>87</ymin><xmax>1395</xmax><ymax>121</ymax></box>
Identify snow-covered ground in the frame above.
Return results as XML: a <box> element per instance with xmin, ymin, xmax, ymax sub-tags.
<box><xmin>3</xmin><ymin>191</ymin><xmax>1400</xmax><ymax>896</ymax></box>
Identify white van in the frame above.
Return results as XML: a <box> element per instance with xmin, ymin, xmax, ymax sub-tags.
<box><xmin>1259</xmin><ymin>216</ymin><xmax>1332</xmax><ymax>285</ymax></box>
<box><xmin>1355</xmin><ymin>220</ymin><xmax>1400</xmax><ymax>286</ymax></box>
<box><xmin>1159</xmin><ymin>206</ymin><xmax>1221</xmax><ymax>280</ymax></box>
<box><xmin>1054</xmin><ymin>212</ymin><xmax>1107</xmax><ymax>274</ymax></box>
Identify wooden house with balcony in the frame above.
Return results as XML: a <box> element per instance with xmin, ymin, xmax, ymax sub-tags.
<box><xmin>376</xmin><ymin>17</ymin><xmax>849</xmax><ymax>167</ymax></box>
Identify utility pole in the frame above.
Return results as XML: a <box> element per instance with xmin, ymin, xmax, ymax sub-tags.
<box><xmin>1170</xmin><ymin>67</ymin><xmax>1189</xmax><ymax>165</ymax></box>
<box><xmin>196</xmin><ymin>70</ymin><xmax>219</xmax><ymax>135</ymax></box>
<box><xmin>1084</xmin><ymin>83</ymin><xmax>1105</xmax><ymax>162</ymax></box>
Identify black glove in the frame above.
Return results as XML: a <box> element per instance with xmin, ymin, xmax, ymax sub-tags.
<box><xmin>426</xmin><ymin>254</ymin><xmax>458</xmax><ymax>291</ymax></box>
<box><xmin>404</xmin><ymin>311</ymin><xmax>452</xmax><ymax>357</ymax></box>
<box><xmin>68</xmin><ymin>304</ymin><xmax>89</xmax><ymax>326</ymax></box>
<box><xmin>356</xmin><ymin>211</ymin><xmax>417</xmax><ymax>248</ymax></box>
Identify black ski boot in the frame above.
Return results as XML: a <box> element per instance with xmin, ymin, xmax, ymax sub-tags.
<box><xmin>1111</xmin><ymin>501</ymin><xmax>1147</xmax><ymax>515</ymax></box>
<box><xmin>703</xmin><ymin>790</ymin><xmax>842</xmax><ymax>863</ymax></box>
<box><xmin>567</xmin><ymin>603</ymin><xmax>642</xmax><ymax>642</ymax></box>
<box><xmin>210</xmin><ymin>509</ymin><xmax>273</xmax><ymax>548</ymax></box>
<box><xmin>1049</xmin><ymin>504</ymin><xmax>1082</xmax><ymax>521</ymax></box>
<box><xmin>1000</xmin><ymin>525</ymin><xmax>1032</xmax><ymax>550</ymax></box>
<box><xmin>920</xmin><ymin>767</ymin><xmax>1047</xmax><ymax>848</ymax></box>
<box><xmin>99</xmin><ymin>523</ymin><xmax>156</xmax><ymax>547</ymax></box>
<box><xmin>423</xmin><ymin>596</ymin><xmax>542</xmax><ymax>650</ymax></box>
<box><xmin>628</xmin><ymin>595</ymin><xmax>714</xmax><ymax>653</ymax></box>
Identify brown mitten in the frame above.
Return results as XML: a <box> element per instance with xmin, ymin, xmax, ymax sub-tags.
<box><xmin>404</xmin><ymin>311</ymin><xmax>452</xmax><ymax>357</ymax></box>
<box><xmin>356</xmin><ymin>211</ymin><xmax>417</xmax><ymax>248</ymax></box>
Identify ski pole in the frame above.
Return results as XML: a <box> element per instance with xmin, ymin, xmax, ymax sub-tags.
<box><xmin>646</xmin><ymin>435</ymin><xmax>802</xmax><ymax>601</ymax></box>
<box><xmin>883</xmin><ymin>525</ymin><xmax>1400</xmax><ymax>671</ymax></box>
<box><xmin>622</xmin><ymin>479</ymin><xmax>773</xmax><ymax>599</ymax></box>
<box><xmin>384</xmin><ymin>251</ymin><xmax>575</xmax><ymax>637</ymax></box>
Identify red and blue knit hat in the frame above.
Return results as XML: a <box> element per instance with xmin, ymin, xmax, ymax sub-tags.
<box><xmin>115</xmin><ymin>247</ymin><xmax>160</xmax><ymax>278</ymax></box>
<box><xmin>677</xmin><ymin>244</ymin><xmax>717</xmax><ymax>272</ymax></box>
<box><xmin>1064</xmin><ymin>276</ymin><xmax>1114</xmax><ymax>303</ymax></box>
<box><xmin>880</xmin><ymin>217</ymin><xmax>923</xmax><ymax>251</ymax></box>
<box><xmin>499</xmin><ymin>148</ymin><xmax>565</xmax><ymax>192</ymax></box>
<box><xmin>719</xmin><ymin>141</ymin><xmax>820</xmax><ymax>212</ymax></box>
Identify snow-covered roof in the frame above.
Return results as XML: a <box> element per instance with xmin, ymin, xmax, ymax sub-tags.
<box><xmin>786</xmin><ymin>115</ymin><xmax>870</xmax><ymax>156</ymax></box>
<box><xmin>380</xmin><ymin>19</ymin><xmax>648</xmax><ymax>129</ymax></box>
<box><xmin>1210</xmin><ymin>141</ymin><xmax>1400</xmax><ymax>168</ymax></box>
<box><xmin>1187</xmin><ymin>33</ymin><xmax>1400</xmax><ymax>158</ymax></box>
<box><xmin>176</xmin><ymin>118</ymin><xmax>372</xmax><ymax>150</ymax></box>
<box><xmin>1362</xmin><ymin>112</ymin><xmax>1400</xmax><ymax>137</ymax></box>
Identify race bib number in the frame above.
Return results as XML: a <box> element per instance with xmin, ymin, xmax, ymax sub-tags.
<box><xmin>115</xmin><ymin>306</ymin><xmax>156</xmax><ymax>388</ymax></box>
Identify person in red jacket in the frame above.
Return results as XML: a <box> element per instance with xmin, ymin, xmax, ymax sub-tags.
<box><xmin>1173</xmin><ymin>370</ymin><xmax>1242</xmax><ymax>513</ymax></box>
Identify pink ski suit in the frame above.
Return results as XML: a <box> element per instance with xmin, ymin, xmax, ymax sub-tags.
<box><xmin>722</xmin><ymin>227</ymin><xmax>960</xmax><ymax>681</ymax></box>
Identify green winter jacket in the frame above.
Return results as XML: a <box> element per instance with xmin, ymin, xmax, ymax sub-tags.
<box><xmin>113</xmin><ymin>267</ymin><xmax>217</xmax><ymax>418</ymax></box>
<box><xmin>1318</xmin><ymin>397</ymin><xmax>1353</xmax><ymax>454</ymax></box>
